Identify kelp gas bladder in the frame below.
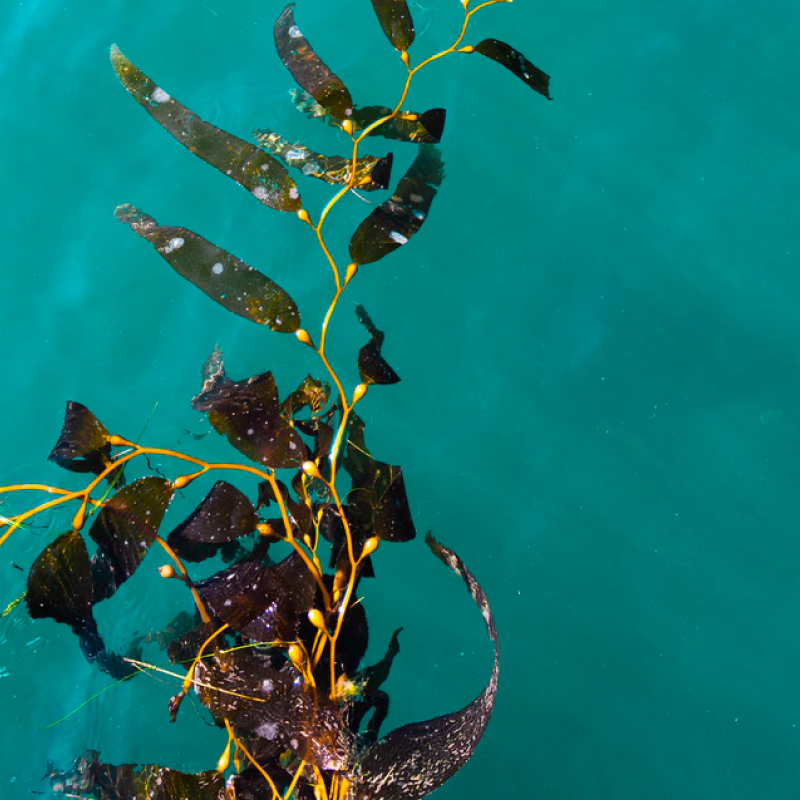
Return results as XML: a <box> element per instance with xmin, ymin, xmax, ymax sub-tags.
<box><xmin>1</xmin><ymin>1</ymin><xmax>550</xmax><ymax>798</ymax></box>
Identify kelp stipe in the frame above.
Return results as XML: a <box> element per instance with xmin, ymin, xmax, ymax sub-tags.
<box><xmin>1</xmin><ymin>2</ymin><xmax>550</xmax><ymax>798</ymax></box>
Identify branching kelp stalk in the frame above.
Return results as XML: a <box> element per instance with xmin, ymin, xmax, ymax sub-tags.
<box><xmin>1</xmin><ymin>1</ymin><xmax>550</xmax><ymax>798</ymax></box>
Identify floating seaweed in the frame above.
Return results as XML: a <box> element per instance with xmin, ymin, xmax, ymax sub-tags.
<box><xmin>2</xmin><ymin>2</ymin><xmax>551</xmax><ymax>798</ymax></box>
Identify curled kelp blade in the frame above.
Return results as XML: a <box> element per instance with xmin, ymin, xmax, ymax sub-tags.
<box><xmin>274</xmin><ymin>4</ymin><xmax>354</xmax><ymax>120</ymax></box>
<box><xmin>110</xmin><ymin>45</ymin><xmax>301</xmax><ymax>211</ymax></box>
<box><xmin>115</xmin><ymin>205</ymin><xmax>300</xmax><ymax>333</ymax></box>
<box><xmin>254</xmin><ymin>128</ymin><xmax>393</xmax><ymax>190</ymax></box>
<box><xmin>356</xmin><ymin>304</ymin><xmax>400</xmax><ymax>385</ymax></box>
<box><xmin>370</xmin><ymin>0</ymin><xmax>415</xmax><ymax>52</ymax></box>
<box><xmin>48</xmin><ymin>401</ymin><xmax>119</xmax><ymax>481</ymax></box>
<box><xmin>89</xmin><ymin>477</ymin><xmax>174</xmax><ymax>602</ymax></box>
<box><xmin>191</xmin><ymin>357</ymin><xmax>307</xmax><ymax>469</ymax></box>
<box><xmin>354</xmin><ymin>534</ymin><xmax>499</xmax><ymax>799</ymax></box>
<box><xmin>473</xmin><ymin>38</ymin><xmax>551</xmax><ymax>99</ymax></box>
<box><xmin>167</xmin><ymin>480</ymin><xmax>258</xmax><ymax>563</ymax></box>
<box><xmin>196</xmin><ymin>552</ymin><xmax>315</xmax><ymax>641</ymax></box>
<box><xmin>349</xmin><ymin>145</ymin><xmax>444</xmax><ymax>265</ymax></box>
<box><xmin>282</xmin><ymin>374</ymin><xmax>330</xmax><ymax>418</ymax></box>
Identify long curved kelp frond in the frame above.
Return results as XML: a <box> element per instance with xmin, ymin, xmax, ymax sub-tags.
<box><xmin>110</xmin><ymin>46</ymin><xmax>302</xmax><ymax>211</ymax></box>
<box><xmin>115</xmin><ymin>205</ymin><xmax>301</xmax><ymax>333</ymax></box>
<box><xmin>353</xmin><ymin>534</ymin><xmax>499</xmax><ymax>799</ymax></box>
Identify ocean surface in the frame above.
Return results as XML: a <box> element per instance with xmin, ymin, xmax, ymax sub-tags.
<box><xmin>1</xmin><ymin>0</ymin><xmax>799</xmax><ymax>797</ymax></box>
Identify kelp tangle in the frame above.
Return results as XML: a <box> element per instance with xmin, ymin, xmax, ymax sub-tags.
<box><xmin>1</xmin><ymin>2</ymin><xmax>550</xmax><ymax>798</ymax></box>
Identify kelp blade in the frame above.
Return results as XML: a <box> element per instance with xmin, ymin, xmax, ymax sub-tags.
<box><xmin>355</xmin><ymin>534</ymin><xmax>499</xmax><ymax>799</ymax></box>
<box><xmin>282</xmin><ymin>375</ymin><xmax>330</xmax><ymax>417</ymax></box>
<box><xmin>191</xmin><ymin>362</ymin><xmax>307</xmax><ymax>469</ymax></box>
<box><xmin>167</xmin><ymin>480</ymin><xmax>258</xmax><ymax>563</ymax></box>
<box><xmin>254</xmin><ymin>128</ymin><xmax>392</xmax><ymax>190</ymax></box>
<box><xmin>89</xmin><ymin>477</ymin><xmax>174</xmax><ymax>602</ymax></box>
<box><xmin>48</xmin><ymin>401</ymin><xmax>114</xmax><ymax>479</ymax></box>
<box><xmin>45</xmin><ymin>753</ymin><xmax>224</xmax><ymax>800</ymax></box>
<box><xmin>274</xmin><ymin>4</ymin><xmax>354</xmax><ymax>120</ymax></box>
<box><xmin>115</xmin><ymin>205</ymin><xmax>300</xmax><ymax>333</ymax></box>
<box><xmin>110</xmin><ymin>45</ymin><xmax>301</xmax><ymax>211</ymax></box>
<box><xmin>25</xmin><ymin>530</ymin><xmax>136</xmax><ymax>679</ymax></box>
<box><xmin>372</xmin><ymin>465</ymin><xmax>415</xmax><ymax>541</ymax></box>
<box><xmin>356</xmin><ymin>304</ymin><xmax>400</xmax><ymax>385</ymax></box>
<box><xmin>26</xmin><ymin>530</ymin><xmax>93</xmax><ymax>627</ymax></box>
<box><xmin>473</xmin><ymin>38</ymin><xmax>551</xmax><ymax>99</ymax></box>
<box><xmin>349</xmin><ymin>145</ymin><xmax>445</xmax><ymax>265</ymax></box>
<box><xmin>195</xmin><ymin>552</ymin><xmax>315</xmax><ymax>641</ymax></box>
<box><xmin>289</xmin><ymin>89</ymin><xmax>445</xmax><ymax>143</ymax></box>
<box><xmin>353</xmin><ymin>106</ymin><xmax>446</xmax><ymax>144</ymax></box>
<box><xmin>343</xmin><ymin>413</ymin><xmax>415</xmax><ymax>543</ymax></box>
<box><xmin>370</xmin><ymin>0</ymin><xmax>415</xmax><ymax>51</ymax></box>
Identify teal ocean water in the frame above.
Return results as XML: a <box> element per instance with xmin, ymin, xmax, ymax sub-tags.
<box><xmin>2</xmin><ymin>0</ymin><xmax>799</xmax><ymax>797</ymax></box>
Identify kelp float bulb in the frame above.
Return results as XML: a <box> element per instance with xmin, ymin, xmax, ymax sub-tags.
<box><xmin>296</xmin><ymin>208</ymin><xmax>312</xmax><ymax>225</ymax></box>
<box><xmin>344</xmin><ymin>262</ymin><xmax>358</xmax><ymax>286</ymax></box>
<box><xmin>216</xmin><ymin>743</ymin><xmax>231</xmax><ymax>774</ymax></box>
<box><xmin>361</xmin><ymin>537</ymin><xmax>380</xmax><ymax>559</ymax></box>
<box><xmin>302</xmin><ymin>460</ymin><xmax>323</xmax><ymax>480</ymax></box>
<box><xmin>458</xmin><ymin>45</ymin><xmax>475</xmax><ymax>53</ymax></box>
<box><xmin>158</xmin><ymin>564</ymin><xmax>176</xmax><ymax>579</ymax></box>
<box><xmin>71</xmin><ymin>505</ymin><xmax>86</xmax><ymax>532</ymax></box>
<box><xmin>296</xmin><ymin>328</ymin><xmax>316</xmax><ymax>348</ymax></box>
<box><xmin>172</xmin><ymin>473</ymin><xmax>198</xmax><ymax>490</ymax></box>
<box><xmin>333</xmin><ymin>569</ymin><xmax>348</xmax><ymax>602</ymax></box>
<box><xmin>334</xmin><ymin>569</ymin><xmax>347</xmax><ymax>590</ymax></box>
<box><xmin>342</xmin><ymin>119</ymin><xmax>354</xmax><ymax>136</ymax></box>
<box><xmin>401</xmin><ymin>50</ymin><xmax>410</xmax><ymax>68</ymax></box>
<box><xmin>307</xmin><ymin>608</ymin><xmax>326</xmax><ymax>631</ymax></box>
<box><xmin>257</xmin><ymin>522</ymin><xmax>278</xmax><ymax>539</ymax></box>
<box><xmin>352</xmin><ymin>383</ymin><xmax>368</xmax><ymax>404</ymax></box>
<box><xmin>287</xmin><ymin>644</ymin><xmax>305</xmax><ymax>669</ymax></box>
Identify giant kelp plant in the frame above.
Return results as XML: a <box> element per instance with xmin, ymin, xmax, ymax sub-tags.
<box><xmin>0</xmin><ymin>2</ymin><xmax>550</xmax><ymax>798</ymax></box>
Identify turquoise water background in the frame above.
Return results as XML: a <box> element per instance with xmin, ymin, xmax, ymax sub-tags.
<box><xmin>2</xmin><ymin>0</ymin><xmax>800</xmax><ymax>797</ymax></box>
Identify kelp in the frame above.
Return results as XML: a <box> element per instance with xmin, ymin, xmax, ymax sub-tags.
<box><xmin>254</xmin><ymin>128</ymin><xmax>393</xmax><ymax>191</ymax></box>
<box><xmin>1</xmin><ymin>1</ymin><xmax>551</xmax><ymax>798</ymax></box>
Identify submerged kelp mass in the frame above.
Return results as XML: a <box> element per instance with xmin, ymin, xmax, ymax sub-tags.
<box><xmin>1</xmin><ymin>2</ymin><xmax>550</xmax><ymax>798</ymax></box>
